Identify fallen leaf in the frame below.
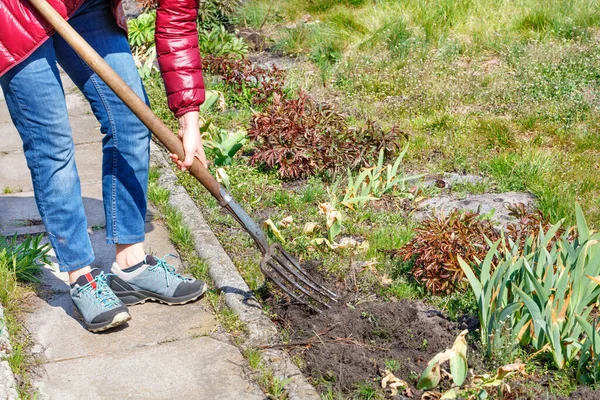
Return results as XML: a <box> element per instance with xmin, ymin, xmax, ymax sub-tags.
<box><xmin>279</xmin><ymin>216</ymin><xmax>293</xmax><ymax>228</ymax></box>
<box><xmin>312</xmin><ymin>238</ymin><xmax>336</xmax><ymax>249</ymax></box>
<box><xmin>326</xmin><ymin>210</ymin><xmax>342</xmax><ymax>229</ymax></box>
<box><xmin>381</xmin><ymin>369</ymin><xmax>408</xmax><ymax>396</ymax></box>
<box><xmin>263</xmin><ymin>218</ymin><xmax>285</xmax><ymax>242</ymax></box>
<box><xmin>380</xmin><ymin>274</ymin><xmax>393</xmax><ymax>285</ymax></box>
<box><xmin>303</xmin><ymin>222</ymin><xmax>319</xmax><ymax>234</ymax></box>
<box><xmin>318</xmin><ymin>202</ymin><xmax>333</xmax><ymax>215</ymax></box>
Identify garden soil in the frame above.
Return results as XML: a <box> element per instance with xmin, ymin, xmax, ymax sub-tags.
<box><xmin>269</xmin><ymin>295</ymin><xmax>468</xmax><ymax>396</ymax></box>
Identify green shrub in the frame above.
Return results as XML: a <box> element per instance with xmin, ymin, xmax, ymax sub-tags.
<box><xmin>199</xmin><ymin>25</ymin><xmax>248</xmax><ymax>58</ymax></box>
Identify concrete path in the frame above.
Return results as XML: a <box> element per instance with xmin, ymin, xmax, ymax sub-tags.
<box><xmin>0</xmin><ymin>72</ymin><xmax>265</xmax><ymax>399</ymax></box>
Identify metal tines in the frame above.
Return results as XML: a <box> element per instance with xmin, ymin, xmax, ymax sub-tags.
<box><xmin>260</xmin><ymin>244</ymin><xmax>337</xmax><ymax>313</ymax></box>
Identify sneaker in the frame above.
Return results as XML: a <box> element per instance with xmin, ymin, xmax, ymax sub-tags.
<box><xmin>109</xmin><ymin>255</ymin><xmax>207</xmax><ymax>306</ymax></box>
<box><xmin>70</xmin><ymin>269</ymin><xmax>131</xmax><ymax>333</ymax></box>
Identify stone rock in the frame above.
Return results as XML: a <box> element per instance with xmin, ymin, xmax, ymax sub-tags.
<box><xmin>417</xmin><ymin>192</ymin><xmax>535</xmax><ymax>226</ymax></box>
<box><xmin>420</xmin><ymin>173</ymin><xmax>486</xmax><ymax>189</ymax></box>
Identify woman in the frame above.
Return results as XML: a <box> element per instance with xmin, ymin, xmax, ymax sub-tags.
<box><xmin>0</xmin><ymin>0</ymin><xmax>208</xmax><ymax>332</ymax></box>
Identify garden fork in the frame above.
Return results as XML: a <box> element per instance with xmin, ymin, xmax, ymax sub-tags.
<box><xmin>29</xmin><ymin>0</ymin><xmax>337</xmax><ymax>311</ymax></box>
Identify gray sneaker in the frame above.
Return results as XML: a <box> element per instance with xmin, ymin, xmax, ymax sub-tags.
<box><xmin>70</xmin><ymin>269</ymin><xmax>131</xmax><ymax>333</ymax></box>
<box><xmin>109</xmin><ymin>255</ymin><xmax>207</xmax><ymax>306</ymax></box>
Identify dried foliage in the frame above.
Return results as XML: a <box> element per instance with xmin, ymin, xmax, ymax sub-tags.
<box><xmin>505</xmin><ymin>202</ymin><xmax>566</xmax><ymax>242</ymax></box>
<box><xmin>396</xmin><ymin>209</ymin><xmax>500</xmax><ymax>295</ymax></box>
<box><xmin>396</xmin><ymin>203</ymin><xmax>569</xmax><ymax>295</ymax></box>
<box><xmin>203</xmin><ymin>55</ymin><xmax>286</xmax><ymax>106</ymax></box>
<box><xmin>248</xmin><ymin>92</ymin><xmax>405</xmax><ymax>179</ymax></box>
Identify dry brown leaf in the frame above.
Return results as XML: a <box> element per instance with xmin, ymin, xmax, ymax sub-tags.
<box><xmin>279</xmin><ymin>216</ymin><xmax>293</xmax><ymax>228</ymax></box>
<box><xmin>303</xmin><ymin>222</ymin><xmax>318</xmax><ymax>234</ymax></box>
<box><xmin>381</xmin><ymin>369</ymin><xmax>408</xmax><ymax>396</ymax></box>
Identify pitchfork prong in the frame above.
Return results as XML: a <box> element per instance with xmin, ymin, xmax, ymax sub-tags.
<box><xmin>260</xmin><ymin>262</ymin><xmax>322</xmax><ymax>313</ymax></box>
<box><xmin>275</xmin><ymin>244</ymin><xmax>338</xmax><ymax>300</ymax></box>
<box><xmin>270</xmin><ymin>250</ymin><xmax>336</xmax><ymax>303</ymax></box>
<box><xmin>262</xmin><ymin>256</ymin><xmax>332</xmax><ymax>310</ymax></box>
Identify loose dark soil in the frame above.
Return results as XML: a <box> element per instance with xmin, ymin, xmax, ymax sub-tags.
<box><xmin>268</xmin><ymin>294</ymin><xmax>470</xmax><ymax>396</ymax></box>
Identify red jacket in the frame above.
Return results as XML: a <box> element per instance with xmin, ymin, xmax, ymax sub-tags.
<box><xmin>0</xmin><ymin>0</ymin><xmax>204</xmax><ymax>117</ymax></box>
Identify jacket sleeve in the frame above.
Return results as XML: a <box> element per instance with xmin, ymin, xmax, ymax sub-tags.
<box><xmin>155</xmin><ymin>0</ymin><xmax>205</xmax><ymax>117</ymax></box>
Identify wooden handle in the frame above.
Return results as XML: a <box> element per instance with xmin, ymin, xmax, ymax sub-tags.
<box><xmin>28</xmin><ymin>0</ymin><xmax>225</xmax><ymax>202</ymax></box>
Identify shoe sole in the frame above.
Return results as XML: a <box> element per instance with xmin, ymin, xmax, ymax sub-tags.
<box><xmin>73</xmin><ymin>308</ymin><xmax>131</xmax><ymax>333</ymax></box>
<box><xmin>111</xmin><ymin>279</ymin><xmax>207</xmax><ymax>306</ymax></box>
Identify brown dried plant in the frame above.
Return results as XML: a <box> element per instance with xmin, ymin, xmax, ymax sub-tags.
<box><xmin>505</xmin><ymin>202</ymin><xmax>565</xmax><ymax>243</ymax></box>
<box><xmin>203</xmin><ymin>55</ymin><xmax>286</xmax><ymax>106</ymax></box>
<box><xmin>203</xmin><ymin>55</ymin><xmax>405</xmax><ymax>179</ymax></box>
<box><xmin>396</xmin><ymin>209</ymin><xmax>500</xmax><ymax>295</ymax></box>
<box><xmin>395</xmin><ymin>203</ymin><xmax>567</xmax><ymax>295</ymax></box>
<box><xmin>248</xmin><ymin>92</ymin><xmax>405</xmax><ymax>179</ymax></box>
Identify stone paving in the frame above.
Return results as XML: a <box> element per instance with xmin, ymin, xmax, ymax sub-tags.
<box><xmin>0</xmin><ymin>72</ymin><xmax>265</xmax><ymax>399</ymax></box>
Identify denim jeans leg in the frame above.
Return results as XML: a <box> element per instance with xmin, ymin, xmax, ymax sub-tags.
<box><xmin>0</xmin><ymin>39</ymin><xmax>95</xmax><ymax>272</ymax></box>
<box><xmin>53</xmin><ymin>0</ymin><xmax>151</xmax><ymax>245</ymax></box>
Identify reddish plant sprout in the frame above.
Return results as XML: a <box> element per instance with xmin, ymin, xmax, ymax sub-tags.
<box><xmin>396</xmin><ymin>209</ymin><xmax>500</xmax><ymax>295</ymax></box>
<box><xmin>248</xmin><ymin>92</ymin><xmax>405</xmax><ymax>179</ymax></box>
<box><xmin>203</xmin><ymin>55</ymin><xmax>286</xmax><ymax>105</ymax></box>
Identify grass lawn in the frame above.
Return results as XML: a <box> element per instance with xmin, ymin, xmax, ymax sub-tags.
<box><xmin>238</xmin><ymin>0</ymin><xmax>600</xmax><ymax>227</ymax></box>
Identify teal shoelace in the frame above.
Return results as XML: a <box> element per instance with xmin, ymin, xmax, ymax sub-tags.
<box><xmin>76</xmin><ymin>272</ymin><xmax>120</xmax><ymax>308</ymax></box>
<box><xmin>149</xmin><ymin>255</ymin><xmax>192</xmax><ymax>288</ymax></box>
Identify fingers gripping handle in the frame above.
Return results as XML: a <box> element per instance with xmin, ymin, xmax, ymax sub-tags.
<box><xmin>28</xmin><ymin>0</ymin><xmax>226</xmax><ymax>204</ymax></box>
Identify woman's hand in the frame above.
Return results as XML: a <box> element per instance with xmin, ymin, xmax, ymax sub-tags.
<box><xmin>169</xmin><ymin>111</ymin><xmax>208</xmax><ymax>171</ymax></box>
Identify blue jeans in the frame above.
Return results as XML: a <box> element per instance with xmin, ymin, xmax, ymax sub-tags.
<box><xmin>0</xmin><ymin>0</ymin><xmax>150</xmax><ymax>272</ymax></box>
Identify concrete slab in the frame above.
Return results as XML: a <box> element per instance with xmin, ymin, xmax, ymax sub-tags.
<box><xmin>34</xmin><ymin>337</ymin><xmax>264</xmax><ymax>400</ymax></box>
<box><xmin>29</xmin><ymin>292</ymin><xmax>216</xmax><ymax>362</ymax></box>
<box><xmin>28</xmin><ymin>219</ymin><xmax>217</xmax><ymax>361</ymax></box>
<box><xmin>0</xmin><ymin>114</ymin><xmax>102</xmax><ymax>154</ymax></box>
<box><xmin>417</xmin><ymin>191</ymin><xmax>536</xmax><ymax>226</ymax></box>
<box><xmin>0</xmin><ymin>142</ymin><xmax>103</xmax><ymax>192</ymax></box>
<box><xmin>0</xmin><ymin>185</ymin><xmax>103</xmax><ymax>236</ymax></box>
<box><xmin>0</xmin><ymin>185</ymin><xmax>154</xmax><ymax>236</ymax></box>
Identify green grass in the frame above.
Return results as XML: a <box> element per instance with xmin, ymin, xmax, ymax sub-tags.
<box><xmin>234</xmin><ymin>0</ymin><xmax>600</xmax><ymax>228</ymax></box>
<box><xmin>0</xmin><ymin>235</ymin><xmax>52</xmax><ymax>398</ymax></box>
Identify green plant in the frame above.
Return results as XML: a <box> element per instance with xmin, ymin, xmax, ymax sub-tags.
<box><xmin>0</xmin><ymin>235</ymin><xmax>51</xmax><ymax>282</ymax></box>
<box><xmin>133</xmin><ymin>45</ymin><xmax>158</xmax><ymax>79</ymax></box>
<box><xmin>128</xmin><ymin>12</ymin><xmax>158</xmax><ymax>78</ymax></box>
<box><xmin>459</xmin><ymin>205</ymin><xmax>600</xmax><ymax>368</ymax></box>
<box><xmin>417</xmin><ymin>330</ymin><xmax>468</xmax><ymax>390</ymax></box>
<box><xmin>127</xmin><ymin>11</ymin><xmax>156</xmax><ymax>48</ymax></box>
<box><xmin>199</xmin><ymin>25</ymin><xmax>248</xmax><ymax>57</ymax></box>
<box><xmin>417</xmin><ymin>330</ymin><xmax>526</xmax><ymax>399</ymax></box>
<box><xmin>339</xmin><ymin>145</ymin><xmax>423</xmax><ymax>209</ymax></box>
<box><xmin>197</xmin><ymin>0</ymin><xmax>242</xmax><ymax>30</ymax></box>
<box><xmin>575</xmin><ymin>316</ymin><xmax>600</xmax><ymax>384</ymax></box>
<box><xmin>383</xmin><ymin>359</ymin><xmax>401</xmax><ymax>373</ymax></box>
<box><xmin>204</xmin><ymin>127</ymin><xmax>247</xmax><ymax>166</ymax></box>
